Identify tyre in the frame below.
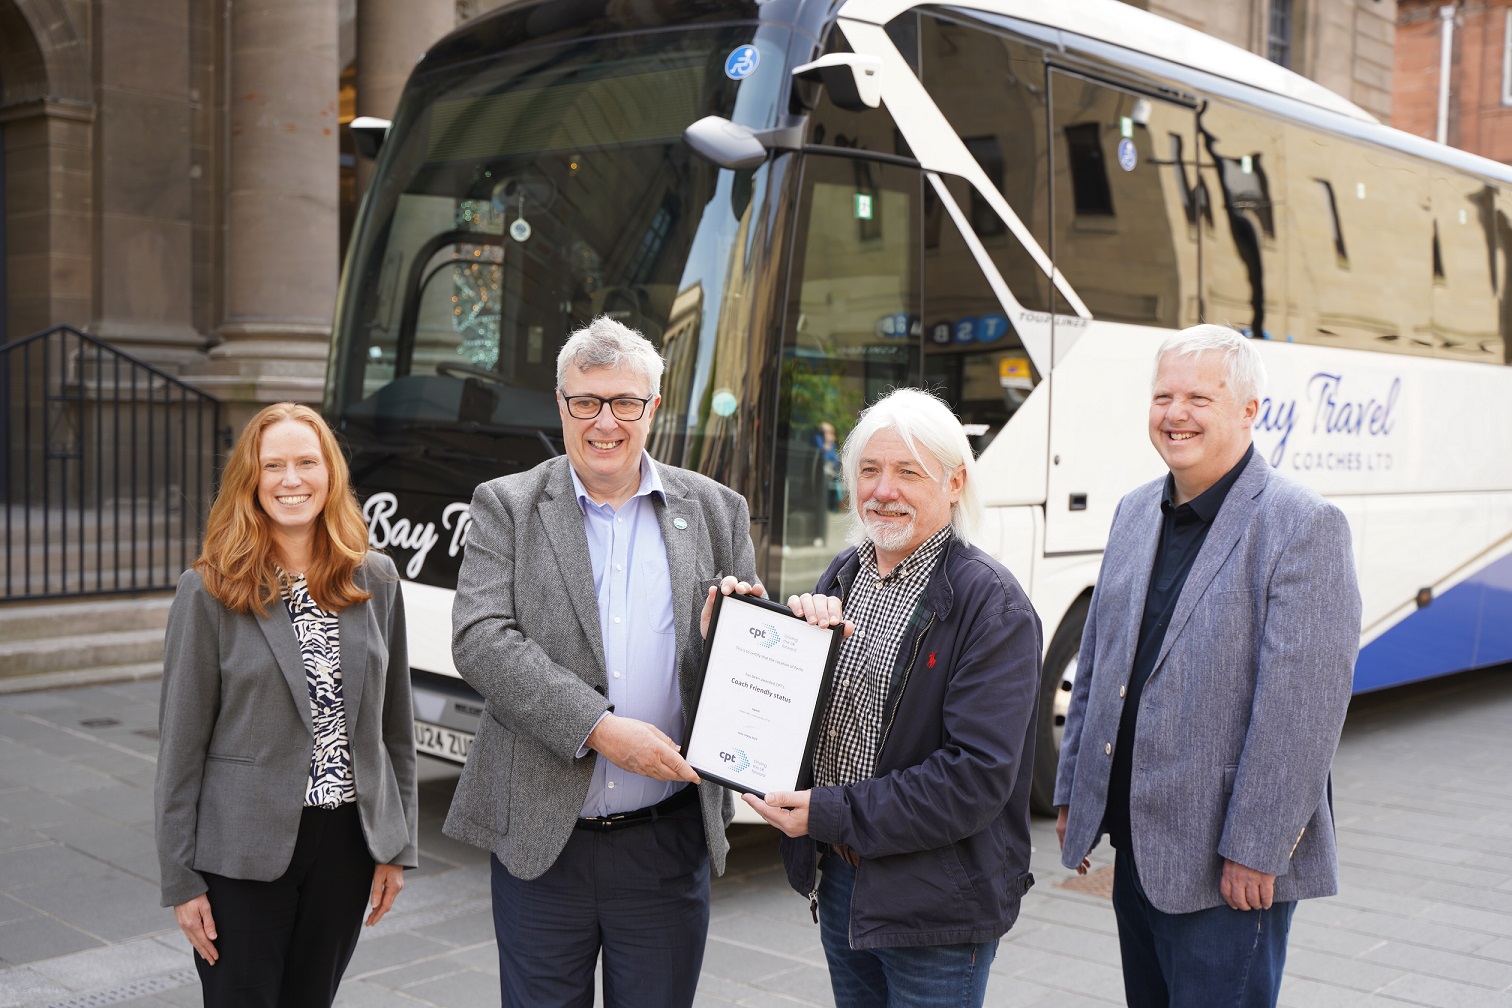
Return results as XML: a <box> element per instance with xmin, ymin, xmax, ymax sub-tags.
<box><xmin>1029</xmin><ymin>594</ymin><xmax>1089</xmax><ymax>816</ymax></box>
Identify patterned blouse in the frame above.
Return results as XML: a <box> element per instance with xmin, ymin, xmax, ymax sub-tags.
<box><xmin>283</xmin><ymin>573</ymin><xmax>357</xmax><ymax>808</ymax></box>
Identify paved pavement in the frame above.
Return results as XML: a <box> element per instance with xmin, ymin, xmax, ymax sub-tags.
<box><xmin>0</xmin><ymin>666</ymin><xmax>1510</xmax><ymax>1007</ymax></box>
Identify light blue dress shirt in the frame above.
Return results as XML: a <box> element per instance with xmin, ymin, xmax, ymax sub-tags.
<box><xmin>571</xmin><ymin>453</ymin><xmax>685</xmax><ymax>817</ymax></box>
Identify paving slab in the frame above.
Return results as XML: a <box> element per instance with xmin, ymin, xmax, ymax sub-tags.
<box><xmin>0</xmin><ymin>666</ymin><xmax>1507</xmax><ymax>1006</ymax></box>
<box><xmin>10</xmin><ymin>867</ymin><xmax>165</xmax><ymax>943</ymax></box>
<box><xmin>0</xmin><ymin>914</ymin><xmax>101</xmax><ymax>967</ymax></box>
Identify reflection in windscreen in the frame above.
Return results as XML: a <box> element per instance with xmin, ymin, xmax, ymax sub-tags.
<box><xmin>342</xmin><ymin>36</ymin><xmax>737</xmax><ymax>424</ymax></box>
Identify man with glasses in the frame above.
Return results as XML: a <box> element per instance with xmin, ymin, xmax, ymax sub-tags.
<box><xmin>446</xmin><ymin>316</ymin><xmax>762</xmax><ymax>1008</ymax></box>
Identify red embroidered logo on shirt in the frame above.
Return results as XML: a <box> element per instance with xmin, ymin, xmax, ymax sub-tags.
<box><xmin>927</xmin><ymin>651</ymin><xmax>937</xmax><ymax>668</ymax></box>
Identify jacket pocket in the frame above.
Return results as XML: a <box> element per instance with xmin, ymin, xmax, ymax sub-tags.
<box><xmin>1213</xmin><ymin>589</ymin><xmax>1256</xmax><ymax>606</ymax></box>
<box><xmin>205</xmin><ymin>753</ymin><xmax>255</xmax><ymax>765</ymax></box>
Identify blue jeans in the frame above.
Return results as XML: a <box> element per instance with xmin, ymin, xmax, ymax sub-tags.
<box><xmin>1111</xmin><ymin>846</ymin><xmax>1296</xmax><ymax>1008</ymax></box>
<box><xmin>817</xmin><ymin>855</ymin><xmax>998</xmax><ymax>1008</ymax></box>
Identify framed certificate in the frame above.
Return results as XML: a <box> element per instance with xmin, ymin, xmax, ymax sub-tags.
<box><xmin>685</xmin><ymin>591</ymin><xmax>843</xmax><ymax>797</ymax></box>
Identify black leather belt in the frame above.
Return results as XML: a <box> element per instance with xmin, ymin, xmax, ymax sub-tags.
<box><xmin>575</xmin><ymin>785</ymin><xmax>698</xmax><ymax>833</ymax></box>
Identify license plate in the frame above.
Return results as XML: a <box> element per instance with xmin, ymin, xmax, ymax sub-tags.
<box><xmin>414</xmin><ymin>721</ymin><xmax>473</xmax><ymax>762</ymax></box>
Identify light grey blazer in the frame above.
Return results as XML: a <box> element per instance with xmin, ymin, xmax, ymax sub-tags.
<box><xmin>444</xmin><ymin>455</ymin><xmax>759</xmax><ymax>881</ymax></box>
<box><xmin>1054</xmin><ymin>451</ymin><xmax>1361</xmax><ymax>914</ymax></box>
<box><xmin>155</xmin><ymin>553</ymin><xmax>418</xmax><ymax>908</ymax></box>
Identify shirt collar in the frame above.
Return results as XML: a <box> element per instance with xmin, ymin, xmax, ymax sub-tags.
<box><xmin>1162</xmin><ymin>443</ymin><xmax>1254</xmax><ymax>522</ymax></box>
<box><xmin>859</xmin><ymin>524</ymin><xmax>954</xmax><ymax>584</ymax></box>
<box><xmin>570</xmin><ymin>451</ymin><xmax>665</xmax><ymax>513</ymax></box>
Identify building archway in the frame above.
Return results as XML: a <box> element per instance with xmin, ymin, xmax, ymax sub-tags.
<box><xmin>0</xmin><ymin>0</ymin><xmax>92</xmax><ymax>343</ymax></box>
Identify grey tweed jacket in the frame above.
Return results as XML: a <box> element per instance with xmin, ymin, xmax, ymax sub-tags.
<box><xmin>1054</xmin><ymin>450</ymin><xmax>1361</xmax><ymax>914</ymax></box>
<box><xmin>155</xmin><ymin>553</ymin><xmax>418</xmax><ymax>908</ymax></box>
<box><xmin>443</xmin><ymin>455</ymin><xmax>758</xmax><ymax>880</ymax></box>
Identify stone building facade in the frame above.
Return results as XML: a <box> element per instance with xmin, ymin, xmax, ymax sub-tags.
<box><xmin>1394</xmin><ymin>0</ymin><xmax>1512</xmax><ymax>162</ymax></box>
<box><xmin>0</xmin><ymin>0</ymin><xmax>1396</xmax><ymax>427</ymax></box>
<box><xmin>1128</xmin><ymin>0</ymin><xmax>1397</xmax><ymax>122</ymax></box>
<box><xmin>0</xmin><ymin>0</ymin><xmax>456</xmax><ymax>429</ymax></box>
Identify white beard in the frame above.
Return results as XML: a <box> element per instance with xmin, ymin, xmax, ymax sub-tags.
<box><xmin>863</xmin><ymin>517</ymin><xmax>913</xmax><ymax>553</ymax></box>
<box><xmin>859</xmin><ymin>499</ymin><xmax>917</xmax><ymax>554</ymax></box>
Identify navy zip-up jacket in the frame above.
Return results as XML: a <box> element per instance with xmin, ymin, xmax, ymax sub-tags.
<box><xmin>780</xmin><ymin>536</ymin><xmax>1042</xmax><ymax>949</ymax></box>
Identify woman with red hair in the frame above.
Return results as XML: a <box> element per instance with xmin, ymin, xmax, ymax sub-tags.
<box><xmin>154</xmin><ymin>402</ymin><xmax>416</xmax><ymax>1007</ymax></box>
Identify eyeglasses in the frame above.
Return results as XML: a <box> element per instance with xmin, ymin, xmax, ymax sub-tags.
<box><xmin>561</xmin><ymin>393</ymin><xmax>654</xmax><ymax>422</ymax></box>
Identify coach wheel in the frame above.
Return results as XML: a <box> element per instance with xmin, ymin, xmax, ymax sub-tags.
<box><xmin>1029</xmin><ymin>594</ymin><xmax>1088</xmax><ymax>816</ymax></box>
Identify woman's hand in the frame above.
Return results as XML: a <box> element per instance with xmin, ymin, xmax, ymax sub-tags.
<box><xmin>174</xmin><ymin>893</ymin><xmax>218</xmax><ymax>964</ymax></box>
<box><xmin>699</xmin><ymin>575</ymin><xmax>766</xmax><ymax>639</ymax></box>
<box><xmin>366</xmin><ymin>863</ymin><xmax>404</xmax><ymax>926</ymax></box>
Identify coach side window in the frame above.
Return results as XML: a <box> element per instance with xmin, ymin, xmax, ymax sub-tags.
<box><xmin>1047</xmin><ymin>70</ymin><xmax>1201</xmax><ymax>328</ymax></box>
<box><xmin>1427</xmin><ymin>176</ymin><xmax>1503</xmax><ymax>363</ymax></box>
<box><xmin>1285</xmin><ymin>124</ymin><xmax>1436</xmax><ymax>358</ymax></box>
<box><xmin>1195</xmin><ymin>101</ymin><xmax>1288</xmax><ymax>340</ymax></box>
<box><xmin>917</xmin><ymin>13</ymin><xmax>1051</xmax><ymax>314</ymax></box>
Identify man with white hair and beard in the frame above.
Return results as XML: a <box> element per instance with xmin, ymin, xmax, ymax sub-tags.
<box><xmin>746</xmin><ymin>388</ymin><xmax>1042</xmax><ymax>1008</ymax></box>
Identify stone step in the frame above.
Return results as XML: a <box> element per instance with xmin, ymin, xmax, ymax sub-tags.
<box><xmin>0</xmin><ymin>660</ymin><xmax>164</xmax><ymax>695</ymax></box>
<box><xmin>3</xmin><ymin>504</ymin><xmax>204</xmax><ymax>534</ymax></box>
<box><xmin>1</xmin><ymin>566</ymin><xmax>190</xmax><ymax>600</ymax></box>
<box><xmin>0</xmin><ymin>627</ymin><xmax>167</xmax><ymax>678</ymax></box>
<box><xmin>0</xmin><ymin>547</ymin><xmax>198</xmax><ymax>586</ymax></box>
<box><xmin>0</xmin><ymin>594</ymin><xmax>174</xmax><ymax>643</ymax></box>
<box><xmin>5</xmin><ymin>529</ymin><xmax>200</xmax><ymax>556</ymax></box>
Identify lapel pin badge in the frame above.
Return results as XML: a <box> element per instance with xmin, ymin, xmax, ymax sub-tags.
<box><xmin>672</xmin><ymin>517</ymin><xmax>689</xmax><ymax>530</ymax></box>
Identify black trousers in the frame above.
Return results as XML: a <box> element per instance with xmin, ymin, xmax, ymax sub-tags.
<box><xmin>196</xmin><ymin>803</ymin><xmax>375</xmax><ymax>1008</ymax></box>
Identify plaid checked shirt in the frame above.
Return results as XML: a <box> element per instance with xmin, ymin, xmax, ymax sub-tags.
<box><xmin>812</xmin><ymin>526</ymin><xmax>952</xmax><ymax>788</ymax></box>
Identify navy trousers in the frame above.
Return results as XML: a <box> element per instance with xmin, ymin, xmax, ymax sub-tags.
<box><xmin>1112</xmin><ymin>846</ymin><xmax>1296</xmax><ymax>1008</ymax></box>
<box><xmin>490</xmin><ymin>809</ymin><xmax>710</xmax><ymax>1008</ymax></box>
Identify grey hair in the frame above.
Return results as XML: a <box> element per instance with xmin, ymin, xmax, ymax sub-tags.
<box><xmin>555</xmin><ymin>316</ymin><xmax>665</xmax><ymax>395</ymax></box>
<box><xmin>841</xmin><ymin>388</ymin><xmax>981</xmax><ymax>546</ymax></box>
<box><xmin>1154</xmin><ymin>324</ymin><xmax>1267</xmax><ymax>404</ymax></box>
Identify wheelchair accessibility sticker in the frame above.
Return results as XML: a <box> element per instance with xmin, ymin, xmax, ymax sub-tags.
<box><xmin>725</xmin><ymin>45</ymin><xmax>760</xmax><ymax>80</ymax></box>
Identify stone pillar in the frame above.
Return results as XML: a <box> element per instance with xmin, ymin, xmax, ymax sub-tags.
<box><xmin>195</xmin><ymin>0</ymin><xmax>341</xmax><ymax>423</ymax></box>
<box><xmin>90</xmin><ymin>0</ymin><xmax>202</xmax><ymax>372</ymax></box>
<box><xmin>0</xmin><ymin>0</ymin><xmax>93</xmax><ymax>345</ymax></box>
<box><xmin>354</xmin><ymin>0</ymin><xmax>453</xmax><ymax>196</ymax></box>
<box><xmin>0</xmin><ymin>101</ymin><xmax>93</xmax><ymax>340</ymax></box>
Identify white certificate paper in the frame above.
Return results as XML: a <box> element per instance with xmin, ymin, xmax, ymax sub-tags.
<box><xmin>685</xmin><ymin>592</ymin><xmax>841</xmax><ymax>797</ymax></box>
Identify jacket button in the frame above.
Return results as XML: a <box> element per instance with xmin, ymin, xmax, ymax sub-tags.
<box><xmin>1119</xmin><ymin>685</ymin><xmax>1127</xmax><ymax>698</ymax></box>
<box><xmin>1105</xmin><ymin>742</ymin><xmax>1112</xmax><ymax>756</ymax></box>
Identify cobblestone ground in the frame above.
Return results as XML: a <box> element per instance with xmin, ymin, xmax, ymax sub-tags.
<box><xmin>0</xmin><ymin>666</ymin><xmax>1509</xmax><ymax>1007</ymax></box>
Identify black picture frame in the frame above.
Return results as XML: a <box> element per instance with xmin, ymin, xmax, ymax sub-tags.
<box><xmin>684</xmin><ymin>591</ymin><xmax>843</xmax><ymax>797</ymax></box>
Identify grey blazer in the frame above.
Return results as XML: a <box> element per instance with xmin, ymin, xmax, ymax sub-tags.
<box><xmin>1054</xmin><ymin>451</ymin><xmax>1361</xmax><ymax>914</ymax></box>
<box><xmin>444</xmin><ymin>456</ymin><xmax>759</xmax><ymax>881</ymax></box>
<box><xmin>155</xmin><ymin>553</ymin><xmax>418</xmax><ymax>908</ymax></box>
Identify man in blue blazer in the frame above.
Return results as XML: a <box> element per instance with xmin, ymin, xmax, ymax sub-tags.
<box><xmin>1055</xmin><ymin>324</ymin><xmax>1361</xmax><ymax>1008</ymax></box>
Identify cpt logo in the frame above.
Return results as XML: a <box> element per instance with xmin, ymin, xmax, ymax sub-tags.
<box><xmin>719</xmin><ymin>749</ymin><xmax>752</xmax><ymax>771</ymax></box>
<box><xmin>748</xmin><ymin>624</ymin><xmax>782</xmax><ymax>649</ymax></box>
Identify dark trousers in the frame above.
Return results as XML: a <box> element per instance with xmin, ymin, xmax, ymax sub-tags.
<box><xmin>1112</xmin><ymin>846</ymin><xmax>1295</xmax><ymax>1008</ymax></box>
<box><xmin>196</xmin><ymin>803</ymin><xmax>375</xmax><ymax>1008</ymax></box>
<box><xmin>490</xmin><ymin>809</ymin><xmax>710</xmax><ymax>1008</ymax></box>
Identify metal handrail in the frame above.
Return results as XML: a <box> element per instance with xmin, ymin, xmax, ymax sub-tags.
<box><xmin>1</xmin><ymin>325</ymin><xmax>227</xmax><ymax>600</ymax></box>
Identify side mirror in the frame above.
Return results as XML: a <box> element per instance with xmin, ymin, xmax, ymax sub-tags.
<box><xmin>350</xmin><ymin>116</ymin><xmax>392</xmax><ymax>159</ymax></box>
<box><xmin>682</xmin><ymin>117</ymin><xmax>805</xmax><ymax>171</ymax></box>
<box><xmin>791</xmin><ymin>54</ymin><xmax>883</xmax><ymax>111</ymax></box>
<box><xmin>683</xmin><ymin>116</ymin><xmax>768</xmax><ymax>171</ymax></box>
